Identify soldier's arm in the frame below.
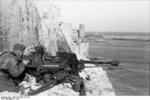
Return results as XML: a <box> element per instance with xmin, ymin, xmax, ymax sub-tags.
<box><xmin>6</xmin><ymin>59</ymin><xmax>26</xmax><ymax>77</ymax></box>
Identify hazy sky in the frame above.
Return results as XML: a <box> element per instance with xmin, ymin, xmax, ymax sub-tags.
<box><xmin>55</xmin><ymin>0</ymin><xmax>150</xmax><ymax>32</ymax></box>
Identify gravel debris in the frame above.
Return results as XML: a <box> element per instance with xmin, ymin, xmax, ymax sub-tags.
<box><xmin>0</xmin><ymin>66</ymin><xmax>115</xmax><ymax>96</ymax></box>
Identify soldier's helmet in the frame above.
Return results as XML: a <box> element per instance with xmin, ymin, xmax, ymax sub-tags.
<box><xmin>13</xmin><ymin>43</ymin><xmax>26</xmax><ymax>52</ymax></box>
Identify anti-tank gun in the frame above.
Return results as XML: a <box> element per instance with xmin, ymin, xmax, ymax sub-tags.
<box><xmin>24</xmin><ymin>51</ymin><xmax>119</xmax><ymax>78</ymax></box>
<box><xmin>22</xmin><ymin>46</ymin><xmax>119</xmax><ymax>96</ymax></box>
<box><xmin>43</xmin><ymin>52</ymin><xmax>119</xmax><ymax>71</ymax></box>
<box><xmin>22</xmin><ymin>49</ymin><xmax>86</xmax><ymax>95</ymax></box>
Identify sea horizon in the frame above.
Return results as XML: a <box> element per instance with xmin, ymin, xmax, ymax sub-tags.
<box><xmin>85</xmin><ymin>31</ymin><xmax>150</xmax><ymax>41</ymax></box>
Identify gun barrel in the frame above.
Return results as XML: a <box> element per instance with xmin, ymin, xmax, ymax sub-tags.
<box><xmin>80</xmin><ymin>60</ymin><xmax>119</xmax><ymax>66</ymax></box>
<box><xmin>81</xmin><ymin>60</ymin><xmax>109</xmax><ymax>64</ymax></box>
<box><xmin>41</xmin><ymin>64</ymin><xmax>59</xmax><ymax>68</ymax></box>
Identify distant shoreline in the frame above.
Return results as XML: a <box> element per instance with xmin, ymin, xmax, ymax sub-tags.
<box><xmin>85</xmin><ymin>31</ymin><xmax>150</xmax><ymax>34</ymax></box>
<box><xmin>112</xmin><ymin>38</ymin><xmax>150</xmax><ymax>41</ymax></box>
<box><xmin>85</xmin><ymin>32</ymin><xmax>150</xmax><ymax>41</ymax></box>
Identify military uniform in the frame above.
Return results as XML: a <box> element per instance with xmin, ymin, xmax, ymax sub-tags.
<box><xmin>0</xmin><ymin>44</ymin><xmax>27</xmax><ymax>92</ymax></box>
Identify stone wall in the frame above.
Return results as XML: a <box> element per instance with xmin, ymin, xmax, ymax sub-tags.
<box><xmin>0</xmin><ymin>0</ymin><xmax>88</xmax><ymax>58</ymax></box>
<box><xmin>59</xmin><ymin>22</ymin><xmax>89</xmax><ymax>59</ymax></box>
<box><xmin>35</xmin><ymin>0</ymin><xmax>60</xmax><ymax>56</ymax></box>
<box><xmin>0</xmin><ymin>0</ymin><xmax>60</xmax><ymax>56</ymax></box>
<box><xmin>0</xmin><ymin>0</ymin><xmax>40</xmax><ymax>50</ymax></box>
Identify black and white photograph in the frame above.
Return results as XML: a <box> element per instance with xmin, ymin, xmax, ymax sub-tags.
<box><xmin>0</xmin><ymin>0</ymin><xmax>149</xmax><ymax>98</ymax></box>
